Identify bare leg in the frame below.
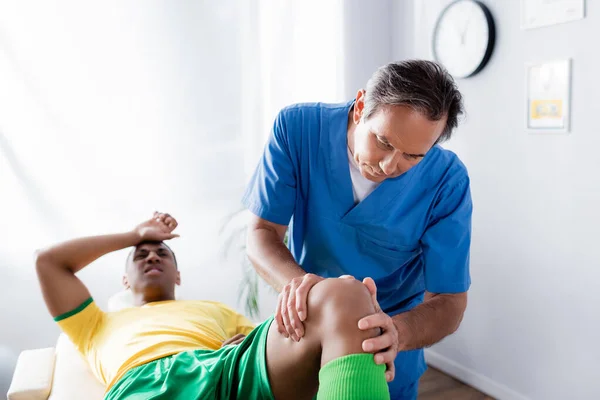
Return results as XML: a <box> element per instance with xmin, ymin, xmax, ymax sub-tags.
<box><xmin>265</xmin><ymin>278</ymin><xmax>380</xmax><ymax>400</ymax></box>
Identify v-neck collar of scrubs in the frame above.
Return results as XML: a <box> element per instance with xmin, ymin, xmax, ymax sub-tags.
<box><xmin>327</xmin><ymin>100</ymin><xmax>420</xmax><ymax>226</ymax></box>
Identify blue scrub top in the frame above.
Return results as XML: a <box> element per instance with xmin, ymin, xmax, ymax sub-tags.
<box><xmin>243</xmin><ymin>101</ymin><xmax>472</xmax><ymax>395</ymax></box>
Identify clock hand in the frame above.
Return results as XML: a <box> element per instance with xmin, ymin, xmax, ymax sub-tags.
<box><xmin>459</xmin><ymin>8</ymin><xmax>476</xmax><ymax>44</ymax></box>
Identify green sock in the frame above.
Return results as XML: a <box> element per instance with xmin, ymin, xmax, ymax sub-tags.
<box><xmin>316</xmin><ymin>354</ymin><xmax>390</xmax><ymax>400</ymax></box>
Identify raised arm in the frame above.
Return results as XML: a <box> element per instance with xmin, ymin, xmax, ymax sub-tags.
<box><xmin>35</xmin><ymin>212</ymin><xmax>179</xmax><ymax>318</ymax></box>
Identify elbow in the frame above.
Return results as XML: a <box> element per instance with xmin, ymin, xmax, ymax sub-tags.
<box><xmin>244</xmin><ymin>218</ymin><xmax>267</xmax><ymax>260</ymax></box>
<box><xmin>245</xmin><ymin>215</ymin><xmax>288</xmax><ymax>269</ymax></box>
<box><xmin>34</xmin><ymin>249</ymin><xmax>49</xmax><ymax>268</ymax></box>
<box><xmin>450</xmin><ymin>311</ymin><xmax>465</xmax><ymax>335</ymax></box>
<box><xmin>34</xmin><ymin>248</ymin><xmax>64</xmax><ymax>273</ymax></box>
<box><xmin>245</xmin><ymin>227</ymin><xmax>260</xmax><ymax>267</ymax></box>
<box><xmin>34</xmin><ymin>249</ymin><xmax>52</xmax><ymax>274</ymax></box>
<box><xmin>451</xmin><ymin>293</ymin><xmax>468</xmax><ymax>333</ymax></box>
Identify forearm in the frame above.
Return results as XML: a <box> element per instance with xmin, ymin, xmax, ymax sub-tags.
<box><xmin>392</xmin><ymin>293</ymin><xmax>467</xmax><ymax>351</ymax></box>
<box><xmin>36</xmin><ymin>231</ymin><xmax>139</xmax><ymax>273</ymax></box>
<box><xmin>246</xmin><ymin>227</ymin><xmax>305</xmax><ymax>292</ymax></box>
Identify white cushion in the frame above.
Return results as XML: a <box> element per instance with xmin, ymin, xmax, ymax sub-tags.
<box><xmin>47</xmin><ymin>334</ymin><xmax>105</xmax><ymax>400</ymax></box>
<box><xmin>7</xmin><ymin>347</ymin><xmax>55</xmax><ymax>400</ymax></box>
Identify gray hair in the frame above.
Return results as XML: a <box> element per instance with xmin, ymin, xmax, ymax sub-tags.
<box><xmin>362</xmin><ymin>60</ymin><xmax>464</xmax><ymax>143</ymax></box>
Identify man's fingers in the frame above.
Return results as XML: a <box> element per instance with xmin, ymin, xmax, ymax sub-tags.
<box><xmin>163</xmin><ymin>215</ymin><xmax>178</xmax><ymax>229</ymax></box>
<box><xmin>362</xmin><ymin>331</ymin><xmax>394</xmax><ymax>353</ymax></box>
<box><xmin>155</xmin><ymin>214</ymin><xmax>167</xmax><ymax>226</ymax></box>
<box><xmin>362</xmin><ymin>277</ymin><xmax>381</xmax><ymax>312</ymax></box>
<box><xmin>222</xmin><ymin>334</ymin><xmax>246</xmax><ymax>347</ymax></box>
<box><xmin>363</xmin><ymin>277</ymin><xmax>376</xmax><ymax>295</ymax></box>
<box><xmin>373</xmin><ymin>348</ymin><xmax>396</xmax><ymax>365</ymax></box>
<box><xmin>358</xmin><ymin>312</ymin><xmax>388</xmax><ymax>331</ymax></box>
<box><xmin>386</xmin><ymin>362</ymin><xmax>395</xmax><ymax>382</ymax></box>
<box><xmin>167</xmin><ymin>234</ymin><xmax>180</xmax><ymax>239</ymax></box>
<box><xmin>295</xmin><ymin>279</ymin><xmax>314</xmax><ymax>322</ymax></box>
<box><xmin>280</xmin><ymin>289</ymin><xmax>295</xmax><ymax>340</ymax></box>
<box><xmin>286</xmin><ymin>284</ymin><xmax>302</xmax><ymax>340</ymax></box>
<box><xmin>275</xmin><ymin>293</ymin><xmax>287</xmax><ymax>337</ymax></box>
<box><xmin>281</xmin><ymin>307</ymin><xmax>295</xmax><ymax>341</ymax></box>
<box><xmin>157</xmin><ymin>213</ymin><xmax>169</xmax><ymax>224</ymax></box>
<box><xmin>222</xmin><ymin>334</ymin><xmax>245</xmax><ymax>346</ymax></box>
<box><xmin>230</xmin><ymin>334</ymin><xmax>246</xmax><ymax>343</ymax></box>
<box><xmin>289</xmin><ymin>302</ymin><xmax>304</xmax><ymax>339</ymax></box>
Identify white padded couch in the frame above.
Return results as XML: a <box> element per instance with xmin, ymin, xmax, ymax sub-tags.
<box><xmin>7</xmin><ymin>291</ymin><xmax>142</xmax><ymax>400</ymax></box>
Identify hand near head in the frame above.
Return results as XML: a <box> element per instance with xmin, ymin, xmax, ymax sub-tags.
<box><xmin>133</xmin><ymin>212</ymin><xmax>180</xmax><ymax>243</ymax></box>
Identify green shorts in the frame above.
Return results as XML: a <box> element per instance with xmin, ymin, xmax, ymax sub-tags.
<box><xmin>105</xmin><ymin>317</ymin><xmax>275</xmax><ymax>400</ymax></box>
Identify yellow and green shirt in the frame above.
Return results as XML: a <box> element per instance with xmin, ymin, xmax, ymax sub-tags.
<box><xmin>55</xmin><ymin>298</ymin><xmax>255</xmax><ymax>390</ymax></box>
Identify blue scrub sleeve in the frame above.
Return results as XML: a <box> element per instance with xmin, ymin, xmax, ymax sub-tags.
<box><xmin>421</xmin><ymin>177</ymin><xmax>472</xmax><ymax>293</ymax></box>
<box><xmin>242</xmin><ymin>110</ymin><xmax>297</xmax><ymax>226</ymax></box>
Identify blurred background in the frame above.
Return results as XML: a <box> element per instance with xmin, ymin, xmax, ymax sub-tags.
<box><xmin>1</xmin><ymin>1</ymin><xmax>598</xmax><ymax>399</ymax></box>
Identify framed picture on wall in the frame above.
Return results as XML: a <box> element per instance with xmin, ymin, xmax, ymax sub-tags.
<box><xmin>521</xmin><ymin>0</ymin><xmax>585</xmax><ymax>30</ymax></box>
<box><xmin>526</xmin><ymin>59</ymin><xmax>571</xmax><ymax>134</ymax></box>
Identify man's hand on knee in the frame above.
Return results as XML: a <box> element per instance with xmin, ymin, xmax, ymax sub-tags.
<box><xmin>275</xmin><ymin>273</ymin><xmax>324</xmax><ymax>342</ymax></box>
<box><xmin>357</xmin><ymin>277</ymin><xmax>399</xmax><ymax>382</ymax></box>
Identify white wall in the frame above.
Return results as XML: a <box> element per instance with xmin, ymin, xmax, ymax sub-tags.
<box><xmin>0</xmin><ymin>1</ymin><xmax>248</xmax><ymax>394</ymax></box>
<box><xmin>342</xmin><ymin>0</ymin><xmax>393</xmax><ymax>98</ymax></box>
<box><xmin>397</xmin><ymin>1</ymin><xmax>600</xmax><ymax>399</ymax></box>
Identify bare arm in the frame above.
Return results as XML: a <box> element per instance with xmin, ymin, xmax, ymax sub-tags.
<box><xmin>246</xmin><ymin>215</ymin><xmax>305</xmax><ymax>292</ymax></box>
<box><xmin>393</xmin><ymin>291</ymin><xmax>467</xmax><ymax>351</ymax></box>
<box><xmin>35</xmin><ymin>231</ymin><xmax>140</xmax><ymax>318</ymax></box>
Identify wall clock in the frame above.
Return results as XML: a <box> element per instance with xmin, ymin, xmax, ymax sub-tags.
<box><xmin>432</xmin><ymin>0</ymin><xmax>496</xmax><ymax>78</ymax></box>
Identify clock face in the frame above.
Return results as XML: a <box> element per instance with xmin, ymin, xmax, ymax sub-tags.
<box><xmin>433</xmin><ymin>0</ymin><xmax>495</xmax><ymax>78</ymax></box>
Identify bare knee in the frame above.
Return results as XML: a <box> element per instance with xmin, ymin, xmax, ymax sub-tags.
<box><xmin>307</xmin><ymin>278</ymin><xmax>376</xmax><ymax>328</ymax></box>
<box><xmin>306</xmin><ymin>278</ymin><xmax>379</xmax><ymax>365</ymax></box>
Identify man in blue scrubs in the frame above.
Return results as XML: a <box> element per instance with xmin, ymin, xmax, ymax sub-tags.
<box><xmin>243</xmin><ymin>60</ymin><xmax>471</xmax><ymax>399</ymax></box>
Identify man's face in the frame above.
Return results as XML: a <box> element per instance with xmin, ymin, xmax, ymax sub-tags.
<box><xmin>123</xmin><ymin>242</ymin><xmax>180</xmax><ymax>296</ymax></box>
<box><xmin>349</xmin><ymin>90</ymin><xmax>447</xmax><ymax>183</ymax></box>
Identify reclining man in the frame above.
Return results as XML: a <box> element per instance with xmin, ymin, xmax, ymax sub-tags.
<box><xmin>35</xmin><ymin>212</ymin><xmax>391</xmax><ymax>400</ymax></box>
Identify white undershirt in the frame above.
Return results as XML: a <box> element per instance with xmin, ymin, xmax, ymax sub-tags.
<box><xmin>347</xmin><ymin>147</ymin><xmax>380</xmax><ymax>203</ymax></box>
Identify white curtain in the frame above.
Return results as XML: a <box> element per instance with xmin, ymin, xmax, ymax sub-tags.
<box><xmin>0</xmin><ymin>1</ymin><xmax>249</xmax><ymax>394</ymax></box>
<box><xmin>239</xmin><ymin>0</ymin><xmax>347</xmax><ymax>178</ymax></box>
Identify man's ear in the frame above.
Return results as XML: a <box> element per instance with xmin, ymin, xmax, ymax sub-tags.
<box><xmin>122</xmin><ymin>275</ymin><xmax>130</xmax><ymax>289</ymax></box>
<box><xmin>353</xmin><ymin>89</ymin><xmax>366</xmax><ymax>124</ymax></box>
<box><xmin>176</xmin><ymin>271</ymin><xmax>181</xmax><ymax>286</ymax></box>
